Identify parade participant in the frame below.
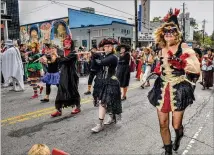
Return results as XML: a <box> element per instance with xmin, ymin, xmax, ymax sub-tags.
<box><xmin>19</xmin><ymin>43</ymin><xmax>27</xmax><ymax>82</ymax></box>
<box><xmin>92</xmin><ymin>44</ymin><xmax>105</xmax><ymax>107</ymax></box>
<box><xmin>201</xmin><ymin>48</ymin><xmax>214</xmax><ymax>89</ymax></box>
<box><xmin>140</xmin><ymin>47</ymin><xmax>154</xmax><ymax>88</ymax></box>
<box><xmin>91</xmin><ymin>38</ymin><xmax>122</xmax><ymax>133</ymax></box>
<box><xmin>40</xmin><ymin>45</ymin><xmax>60</xmax><ymax>102</ymax></box>
<box><xmin>26</xmin><ymin>42</ymin><xmax>43</xmax><ymax>98</ymax></box>
<box><xmin>84</xmin><ymin>45</ymin><xmax>99</xmax><ymax>95</ymax></box>
<box><xmin>51</xmin><ymin>35</ymin><xmax>81</xmax><ymax>117</ymax></box>
<box><xmin>1</xmin><ymin>40</ymin><xmax>24</xmax><ymax>91</ymax></box>
<box><xmin>147</xmin><ymin>8</ymin><xmax>200</xmax><ymax>155</ymax></box>
<box><xmin>116</xmin><ymin>44</ymin><xmax>131</xmax><ymax>101</ymax></box>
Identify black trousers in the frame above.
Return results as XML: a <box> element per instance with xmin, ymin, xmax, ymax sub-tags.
<box><xmin>88</xmin><ymin>71</ymin><xmax>96</xmax><ymax>85</ymax></box>
<box><xmin>46</xmin><ymin>84</ymin><xmax>59</xmax><ymax>95</ymax></box>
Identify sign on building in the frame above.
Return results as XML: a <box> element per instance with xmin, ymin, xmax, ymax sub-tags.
<box><xmin>138</xmin><ymin>32</ymin><xmax>154</xmax><ymax>41</ymax></box>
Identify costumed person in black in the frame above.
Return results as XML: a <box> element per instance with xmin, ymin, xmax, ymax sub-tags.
<box><xmin>51</xmin><ymin>35</ymin><xmax>81</xmax><ymax>117</ymax></box>
<box><xmin>91</xmin><ymin>38</ymin><xmax>122</xmax><ymax>133</ymax></box>
<box><xmin>84</xmin><ymin>45</ymin><xmax>98</xmax><ymax>95</ymax></box>
<box><xmin>40</xmin><ymin>45</ymin><xmax>61</xmax><ymax>102</ymax></box>
<box><xmin>116</xmin><ymin>44</ymin><xmax>131</xmax><ymax>101</ymax></box>
<box><xmin>92</xmin><ymin>44</ymin><xmax>105</xmax><ymax>107</ymax></box>
<box><xmin>26</xmin><ymin>42</ymin><xmax>43</xmax><ymax>99</ymax></box>
<box><xmin>148</xmin><ymin>8</ymin><xmax>200</xmax><ymax>155</ymax></box>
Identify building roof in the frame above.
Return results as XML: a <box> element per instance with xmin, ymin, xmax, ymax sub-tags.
<box><xmin>70</xmin><ymin>21</ymin><xmax>134</xmax><ymax>29</ymax></box>
<box><xmin>68</xmin><ymin>8</ymin><xmax>127</xmax><ymax>29</ymax></box>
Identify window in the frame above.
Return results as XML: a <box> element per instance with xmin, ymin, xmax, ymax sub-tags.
<box><xmin>91</xmin><ymin>30</ymin><xmax>99</xmax><ymax>37</ymax></box>
<box><xmin>1</xmin><ymin>2</ymin><xmax>6</xmax><ymax>14</ymax></box>
<box><xmin>102</xmin><ymin>29</ymin><xmax>109</xmax><ymax>36</ymax></box>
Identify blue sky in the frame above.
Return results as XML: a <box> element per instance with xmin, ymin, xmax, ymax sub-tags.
<box><xmin>19</xmin><ymin>0</ymin><xmax>213</xmax><ymax>35</ymax></box>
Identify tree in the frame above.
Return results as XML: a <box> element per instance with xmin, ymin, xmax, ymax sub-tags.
<box><xmin>152</xmin><ymin>16</ymin><xmax>162</xmax><ymax>22</ymax></box>
<box><xmin>190</xmin><ymin>18</ymin><xmax>198</xmax><ymax>29</ymax></box>
<box><xmin>193</xmin><ymin>30</ymin><xmax>203</xmax><ymax>45</ymax></box>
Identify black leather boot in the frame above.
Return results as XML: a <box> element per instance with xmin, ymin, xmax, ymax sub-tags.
<box><xmin>173</xmin><ymin>126</ymin><xmax>184</xmax><ymax>151</ymax></box>
<box><xmin>163</xmin><ymin>144</ymin><xmax>173</xmax><ymax>155</ymax></box>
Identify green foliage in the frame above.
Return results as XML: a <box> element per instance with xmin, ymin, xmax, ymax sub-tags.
<box><xmin>152</xmin><ymin>16</ymin><xmax>162</xmax><ymax>22</ymax></box>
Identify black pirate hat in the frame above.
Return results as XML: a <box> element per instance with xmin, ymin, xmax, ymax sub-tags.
<box><xmin>98</xmin><ymin>38</ymin><xmax>119</xmax><ymax>48</ymax></box>
<box><xmin>116</xmin><ymin>44</ymin><xmax>131</xmax><ymax>52</ymax></box>
<box><xmin>163</xmin><ymin>8</ymin><xmax>180</xmax><ymax>30</ymax></box>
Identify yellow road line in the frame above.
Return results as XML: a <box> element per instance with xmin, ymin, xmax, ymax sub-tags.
<box><xmin>1</xmin><ymin>83</ymin><xmax>141</xmax><ymax>126</ymax></box>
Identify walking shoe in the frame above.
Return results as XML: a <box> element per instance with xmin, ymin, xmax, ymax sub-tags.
<box><xmin>40</xmin><ymin>99</ymin><xmax>49</xmax><ymax>102</ymax></box>
<box><xmin>39</xmin><ymin>86</ymin><xmax>43</xmax><ymax>94</ymax></box>
<box><xmin>84</xmin><ymin>91</ymin><xmax>91</xmax><ymax>95</ymax></box>
<box><xmin>91</xmin><ymin>124</ymin><xmax>104</xmax><ymax>133</ymax></box>
<box><xmin>51</xmin><ymin>111</ymin><xmax>62</xmax><ymax>117</ymax></box>
<box><xmin>104</xmin><ymin>117</ymin><xmax>115</xmax><ymax>125</ymax></box>
<box><xmin>71</xmin><ymin>108</ymin><xmax>81</xmax><ymax>114</ymax></box>
<box><xmin>31</xmin><ymin>94</ymin><xmax>38</xmax><ymax>99</ymax></box>
<box><xmin>121</xmin><ymin>96</ymin><xmax>127</xmax><ymax>101</ymax></box>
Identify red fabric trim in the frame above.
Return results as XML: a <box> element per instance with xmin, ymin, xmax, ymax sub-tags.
<box><xmin>180</xmin><ymin>53</ymin><xmax>190</xmax><ymax>60</ymax></box>
<box><xmin>161</xmin><ymin>84</ymin><xmax>172</xmax><ymax>113</ymax></box>
<box><xmin>64</xmin><ymin>49</ymin><xmax>70</xmax><ymax>57</ymax></box>
<box><xmin>167</xmin><ymin>50</ymin><xmax>173</xmax><ymax>57</ymax></box>
<box><xmin>136</xmin><ymin>60</ymin><xmax>142</xmax><ymax>79</ymax></box>
<box><xmin>154</xmin><ymin>62</ymin><xmax>161</xmax><ymax>75</ymax></box>
<box><xmin>174</xmin><ymin>8</ymin><xmax>180</xmax><ymax>16</ymax></box>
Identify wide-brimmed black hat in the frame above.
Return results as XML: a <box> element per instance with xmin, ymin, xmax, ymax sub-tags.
<box><xmin>116</xmin><ymin>44</ymin><xmax>131</xmax><ymax>52</ymax></box>
<box><xmin>98</xmin><ymin>38</ymin><xmax>119</xmax><ymax>48</ymax></box>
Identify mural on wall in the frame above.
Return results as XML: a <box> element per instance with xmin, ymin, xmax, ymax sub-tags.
<box><xmin>20</xmin><ymin>18</ymin><xmax>70</xmax><ymax>48</ymax></box>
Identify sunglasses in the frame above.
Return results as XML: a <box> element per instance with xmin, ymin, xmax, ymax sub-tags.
<box><xmin>163</xmin><ymin>27</ymin><xmax>177</xmax><ymax>34</ymax></box>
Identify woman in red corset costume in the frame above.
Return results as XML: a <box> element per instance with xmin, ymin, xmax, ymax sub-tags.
<box><xmin>148</xmin><ymin>8</ymin><xmax>200</xmax><ymax>155</ymax></box>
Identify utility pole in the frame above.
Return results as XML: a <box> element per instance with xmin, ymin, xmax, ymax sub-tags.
<box><xmin>183</xmin><ymin>2</ymin><xmax>185</xmax><ymax>41</ymax></box>
<box><xmin>202</xmin><ymin>19</ymin><xmax>206</xmax><ymax>44</ymax></box>
<box><xmin>134</xmin><ymin>0</ymin><xmax>138</xmax><ymax>48</ymax></box>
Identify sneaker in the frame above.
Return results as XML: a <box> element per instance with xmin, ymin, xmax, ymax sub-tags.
<box><xmin>84</xmin><ymin>91</ymin><xmax>91</xmax><ymax>95</ymax></box>
<box><xmin>71</xmin><ymin>108</ymin><xmax>81</xmax><ymax>114</ymax></box>
<box><xmin>51</xmin><ymin>111</ymin><xmax>62</xmax><ymax>117</ymax></box>
<box><xmin>104</xmin><ymin>117</ymin><xmax>115</xmax><ymax>125</ymax></box>
<box><xmin>40</xmin><ymin>99</ymin><xmax>49</xmax><ymax>102</ymax></box>
<box><xmin>91</xmin><ymin>124</ymin><xmax>104</xmax><ymax>133</ymax></box>
<box><xmin>31</xmin><ymin>94</ymin><xmax>38</xmax><ymax>99</ymax></box>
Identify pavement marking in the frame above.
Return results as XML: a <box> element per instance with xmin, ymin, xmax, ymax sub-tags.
<box><xmin>1</xmin><ymin>82</ymin><xmax>142</xmax><ymax>126</ymax></box>
<box><xmin>182</xmin><ymin>111</ymin><xmax>211</xmax><ymax>155</ymax></box>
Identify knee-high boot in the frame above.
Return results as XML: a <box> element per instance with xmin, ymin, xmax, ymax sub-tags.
<box><xmin>163</xmin><ymin>144</ymin><xmax>173</xmax><ymax>155</ymax></box>
<box><xmin>173</xmin><ymin>126</ymin><xmax>184</xmax><ymax>151</ymax></box>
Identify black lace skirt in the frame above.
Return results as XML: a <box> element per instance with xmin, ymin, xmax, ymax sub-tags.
<box><xmin>148</xmin><ymin>76</ymin><xmax>195</xmax><ymax>112</ymax></box>
<box><xmin>99</xmin><ymin>76</ymin><xmax>122</xmax><ymax>115</ymax></box>
<box><xmin>93</xmin><ymin>71</ymin><xmax>103</xmax><ymax>99</ymax></box>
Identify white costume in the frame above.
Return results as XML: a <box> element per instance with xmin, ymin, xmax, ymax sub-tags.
<box><xmin>1</xmin><ymin>40</ymin><xmax>24</xmax><ymax>91</ymax></box>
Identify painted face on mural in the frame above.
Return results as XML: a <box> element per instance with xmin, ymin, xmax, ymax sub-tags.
<box><xmin>31</xmin><ymin>30</ymin><xmax>39</xmax><ymax>42</ymax></box>
<box><xmin>57</xmin><ymin>24</ymin><xmax>66</xmax><ymax>38</ymax></box>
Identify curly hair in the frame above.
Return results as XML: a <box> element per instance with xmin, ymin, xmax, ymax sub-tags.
<box><xmin>154</xmin><ymin>22</ymin><xmax>182</xmax><ymax>48</ymax></box>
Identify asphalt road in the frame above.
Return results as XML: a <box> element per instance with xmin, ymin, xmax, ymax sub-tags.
<box><xmin>1</xmin><ymin>73</ymin><xmax>214</xmax><ymax>155</ymax></box>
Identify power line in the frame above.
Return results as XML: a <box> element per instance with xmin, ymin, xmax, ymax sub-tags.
<box><xmin>89</xmin><ymin>0</ymin><xmax>134</xmax><ymax>17</ymax></box>
<box><xmin>51</xmin><ymin>0</ymin><xmax>134</xmax><ymax>21</ymax></box>
<box><xmin>19</xmin><ymin>3</ymin><xmax>53</xmax><ymax>15</ymax></box>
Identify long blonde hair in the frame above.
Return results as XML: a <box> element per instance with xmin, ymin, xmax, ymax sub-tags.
<box><xmin>154</xmin><ymin>22</ymin><xmax>182</xmax><ymax>48</ymax></box>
